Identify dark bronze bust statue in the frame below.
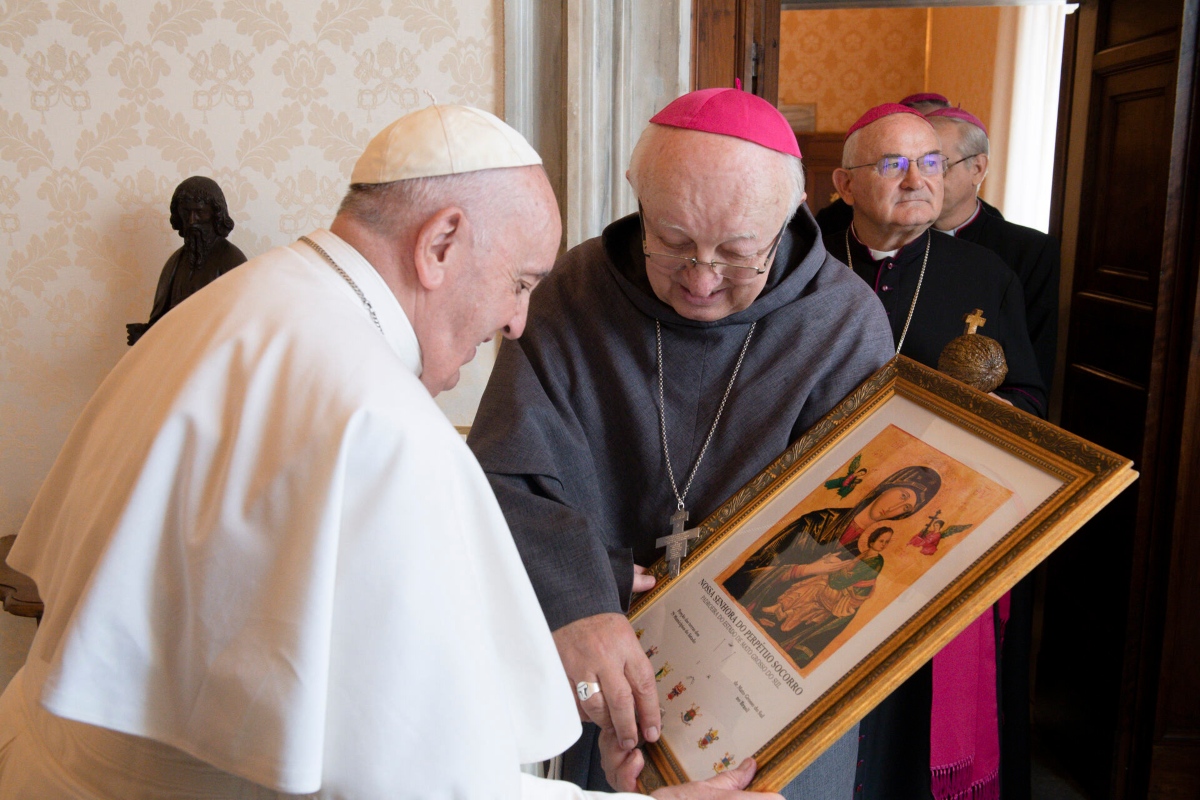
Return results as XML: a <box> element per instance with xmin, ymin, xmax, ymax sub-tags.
<box><xmin>127</xmin><ymin>176</ymin><xmax>247</xmax><ymax>346</ymax></box>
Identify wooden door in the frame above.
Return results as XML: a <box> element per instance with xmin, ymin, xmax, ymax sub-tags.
<box><xmin>692</xmin><ymin>0</ymin><xmax>780</xmax><ymax>102</ymax></box>
<box><xmin>692</xmin><ymin>2</ymin><xmax>1200</xmax><ymax>795</ymax></box>
<box><xmin>1037</xmin><ymin>0</ymin><xmax>1200</xmax><ymax>796</ymax></box>
<box><xmin>795</xmin><ymin>132</ymin><xmax>843</xmax><ymax>215</ymax></box>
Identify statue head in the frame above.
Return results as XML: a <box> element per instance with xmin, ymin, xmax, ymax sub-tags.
<box><xmin>170</xmin><ymin>176</ymin><xmax>234</xmax><ymax>267</ymax></box>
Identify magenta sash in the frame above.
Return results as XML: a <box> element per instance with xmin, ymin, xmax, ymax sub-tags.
<box><xmin>929</xmin><ymin>592</ymin><xmax>1009</xmax><ymax>800</ymax></box>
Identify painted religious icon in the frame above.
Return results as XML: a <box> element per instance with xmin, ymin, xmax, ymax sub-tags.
<box><xmin>823</xmin><ymin>454</ymin><xmax>868</xmax><ymax>498</ymax></box>
<box><xmin>908</xmin><ymin>511</ymin><xmax>972</xmax><ymax>555</ymax></box>
<box><xmin>717</xmin><ymin>424</ymin><xmax>1011</xmax><ymax>675</ymax></box>
<box><xmin>627</xmin><ymin>357</ymin><xmax>1134</xmax><ymax>790</ymax></box>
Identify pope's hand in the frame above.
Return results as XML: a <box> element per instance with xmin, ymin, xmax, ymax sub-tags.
<box><xmin>598</xmin><ymin>731</ymin><xmax>781</xmax><ymax>799</ymax></box>
<box><xmin>553</xmin><ymin>612</ymin><xmax>660</xmax><ymax>751</ymax></box>
<box><xmin>651</xmin><ymin>758</ymin><xmax>782</xmax><ymax>800</ymax></box>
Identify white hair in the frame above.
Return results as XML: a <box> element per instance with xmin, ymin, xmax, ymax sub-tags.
<box><xmin>337</xmin><ymin>168</ymin><xmax>544</xmax><ymax>247</ymax></box>
<box><xmin>952</xmin><ymin>118</ymin><xmax>990</xmax><ymax>158</ymax></box>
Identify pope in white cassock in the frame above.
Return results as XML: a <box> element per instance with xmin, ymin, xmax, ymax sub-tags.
<box><xmin>0</xmin><ymin>106</ymin><xmax>777</xmax><ymax>800</ymax></box>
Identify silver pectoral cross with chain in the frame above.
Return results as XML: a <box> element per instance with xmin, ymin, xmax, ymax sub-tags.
<box><xmin>656</xmin><ymin>508</ymin><xmax>702</xmax><ymax>578</ymax></box>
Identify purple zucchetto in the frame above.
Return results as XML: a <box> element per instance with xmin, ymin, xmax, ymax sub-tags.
<box><xmin>649</xmin><ymin>85</ymin><xmax>802</xmax><ymax>159</ymax></box>
<box><xmin>845</xmin><ymin>103</ymin><xmax>930</xmax><ymax>140</ymax></box>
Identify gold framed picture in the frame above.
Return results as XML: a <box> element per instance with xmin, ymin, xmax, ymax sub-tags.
<box><xmin>630</xmin><ymin>356</ymin><xmax>1136</xmax><ymax>791</ymax></box>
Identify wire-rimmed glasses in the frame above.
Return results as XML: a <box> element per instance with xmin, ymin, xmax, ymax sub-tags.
<box><xmin>845</xmin><ymin>153</ymin><xmax>949</xmax><ymax>179</ymax></box>
<box><xmin>945</xmin><ymin>153</ymin><xmax>984</xmax><ymax>170</ymax></box>
<box><xmin>639</xmin><ymin>203</ymin><xmax>785</xmax><ymax>282</ymax></box>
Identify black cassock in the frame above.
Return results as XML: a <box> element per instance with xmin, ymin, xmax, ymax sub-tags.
<box><xmin>820</xmin><ymin>197</ymin><xmax>1065</xmax><ymax>398</ymax></box>
<box><xmin>828</xmin><ymin>227</ymin><xmax>1046</xmax><ymax>416</ymax></box>
<box><xmin>820</xmin><ymin>197</ymin><xmax>1061</xmax><ymax>393</ymax></box>
<box><xmin>825</xmin><ymin>225</ymin><xmax>1044</xmax><ymax>800</ymax></box>
<box><xmin>815</xmin><ymin>198</ymin><xmax>854</xmax><ymax>241</ymax></box>
<box><xmin>953</xmin><ymin>199</ymin><xmax>1060</xmax><ymax>392</ymax></box>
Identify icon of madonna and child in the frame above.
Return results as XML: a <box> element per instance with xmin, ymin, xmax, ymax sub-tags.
<box><xmin>717</xmin><ymin>425</ymin><xmax>1012</xmax><ymax>675</ymax></box>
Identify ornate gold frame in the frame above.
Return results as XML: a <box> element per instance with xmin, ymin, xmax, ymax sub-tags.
<box><xmin>631</xmin><ymin>356</ymin><xmax>1136</xmax><ymax>791</ymax></box>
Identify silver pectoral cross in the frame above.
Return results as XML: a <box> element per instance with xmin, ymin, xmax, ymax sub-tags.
<box><xmin>656</xmin><ymin>508</ymin><xmax>702</xmax><ymax>578</ymax></box>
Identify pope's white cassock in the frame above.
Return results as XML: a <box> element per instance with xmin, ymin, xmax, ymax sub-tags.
<box><xmin>0</xmin><ymin>229</ymin><xmax>642</xmax><ymax>799</ymax></box>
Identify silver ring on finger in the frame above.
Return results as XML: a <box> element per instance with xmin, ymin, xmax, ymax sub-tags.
<box><xmin>576</xmin><ymin>681</ymin><xmax>602</xmax><ymax>702</ymax></box>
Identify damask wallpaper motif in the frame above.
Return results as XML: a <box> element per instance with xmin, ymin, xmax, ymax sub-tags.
<box><xmin>779</xmin><ymin>8</ymin><xmax>1002</xmax><ymax>135</ymax></box>
<box><xmin>0</xmin><ymin>0</ymin><xmax>500</xmax><ymax>538</ymax></box>
<box><xmin>778</xmin><ymin>9</ymin><xmax>927</xmax><ymax>133</ymax></box>
<box><xmin>927</xmin><ymin>7</ymin><xmax>1000</xmax><ymax>135</ymax></box>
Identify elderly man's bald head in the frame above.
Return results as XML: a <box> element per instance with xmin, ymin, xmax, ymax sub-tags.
<box><xmin>627</xmin><ymin>124</ymin><xmax>806</xmax><ymax>221</ymax></box>
<box><xmin>834</xmin><ymin>112</ymin><xmax>943</xmax><ymax>251</ymax></box>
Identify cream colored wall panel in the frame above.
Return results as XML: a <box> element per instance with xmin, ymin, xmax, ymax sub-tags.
<box><xmin>0</xmin><ymin>0</ymin><xmax>500</xmax><ymax>538</ymax></box>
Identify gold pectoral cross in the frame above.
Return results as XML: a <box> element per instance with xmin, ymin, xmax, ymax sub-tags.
<box><xmin>656</xmin><ymin>508</ymin><xmax>701</xmax><ymax>578</ymax></box>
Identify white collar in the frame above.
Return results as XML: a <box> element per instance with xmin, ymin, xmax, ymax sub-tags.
<box><xmin>939</xmin><ymin>198</ymin><xmax>983</xmax><ymax>237</ymax></box>
<box><xmin>293</xmin><ymin>229</ymin><xmax>423</xmax><ymax>378</ymax></box>
<box><xmin>850</xmin><ymin>224</ymin><xmax>900</xmax><ymax>261</ymax></box>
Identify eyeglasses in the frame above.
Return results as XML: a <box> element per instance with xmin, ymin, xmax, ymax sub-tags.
<box><xmin>639</xmin><ymin>203</ymin><xmax>785</xmax><ymax>282</ymax></box>
<box><xmin>846</xmin><ymin>153</ymin><xmax>948</xmax><ymax>179</ymax></box>
<box><xmin>946</xmin><ymin>153</ymin><xmax>983</xmax><ymax>170</ymax></box>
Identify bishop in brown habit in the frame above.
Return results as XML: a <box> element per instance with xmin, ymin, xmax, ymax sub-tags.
<box><xmin>469</xmin><ymin>88</ymin><xmax>895</xmax><ymax>798</ymax></box>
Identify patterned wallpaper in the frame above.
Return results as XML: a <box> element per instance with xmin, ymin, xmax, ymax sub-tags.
<box><xmin>0</xmin><ymin>0</ymin><xmax>500</xmax><ymax>539</ymax></box>
<box><xmin>778</xmin><ymin>8</ymin><xmax>927</xmax><ymax>133</ymax></box>
<box><xmin>927</xmin><ymin>6</ymin><xmax>1000</xmax><ymax>134</ymax></box>
<box><xmin>779</xmin><ymin>8</ymin><xmax>1002</xmax><ymax>135</ymax></box>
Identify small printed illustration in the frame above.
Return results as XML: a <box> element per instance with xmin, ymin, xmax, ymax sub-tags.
<box><xmin>824</xmin><ymin>453</ymin><xmax>868</xmax><ymax>498</ymax></box>
<box><xmin>908</xmin><ymin>510</ymin><xmax>971</xmax><ymax>555</ymax></box>
<box><xmin>698</xmin><ymin>729</ymin><xmax>719</xmax><ymax>750</ymax></box>
<box><xmin>680</xmin><ymin>704</ymin><xmax>701</xmax><ymax>725</ymax></box>
<box><xmin>645</xmin><ymin>645</ymin><xmax>659</xmax><ymax>659</ymax></box>
<box><xmin>635</xmin><ymin>628</ymin><xmax>645</xmax><ymax>640</ymax></box>
<box><xmin>713</xmin><ymin>753</ymin><xmax>735</xmax><ymax>774</ymax></box>
<box><xmin>718</xmin><ymin>424</ymin><xmax>1012</xmax><ymax>675</ymax></box>
<box><xmin>667</xmin><ymin>680</ymin><xmax>689</xmax><ymax>700</ymax></box>
<box><xmin>655</xmin><ymin>662</ymin><xmax>673</xmax><ymax>682</ymax></box>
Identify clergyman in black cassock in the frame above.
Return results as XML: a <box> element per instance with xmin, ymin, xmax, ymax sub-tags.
<box><xmin>470</xmin><ymin>88</ymin><xmax>895</xmax><ymax>798</ymax></box>
<box><xmin>926</xmin><ymin>108</ymin><xmax>1061</xmax><ymax>392</ymax></box>
<box><xmin>829</xmin><ymin>227</ymin><xmax>1046</xmax><ymax>416</ymax></box>
<box><xmin>945</xmin><ymin>199</ymin><xmax>1059</xmax><ymax>392</ymax></box>
<box><xmin>828</xmin><ymin>102</ymin><xmax>1045</xmax><ymax>800</ymax></box>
